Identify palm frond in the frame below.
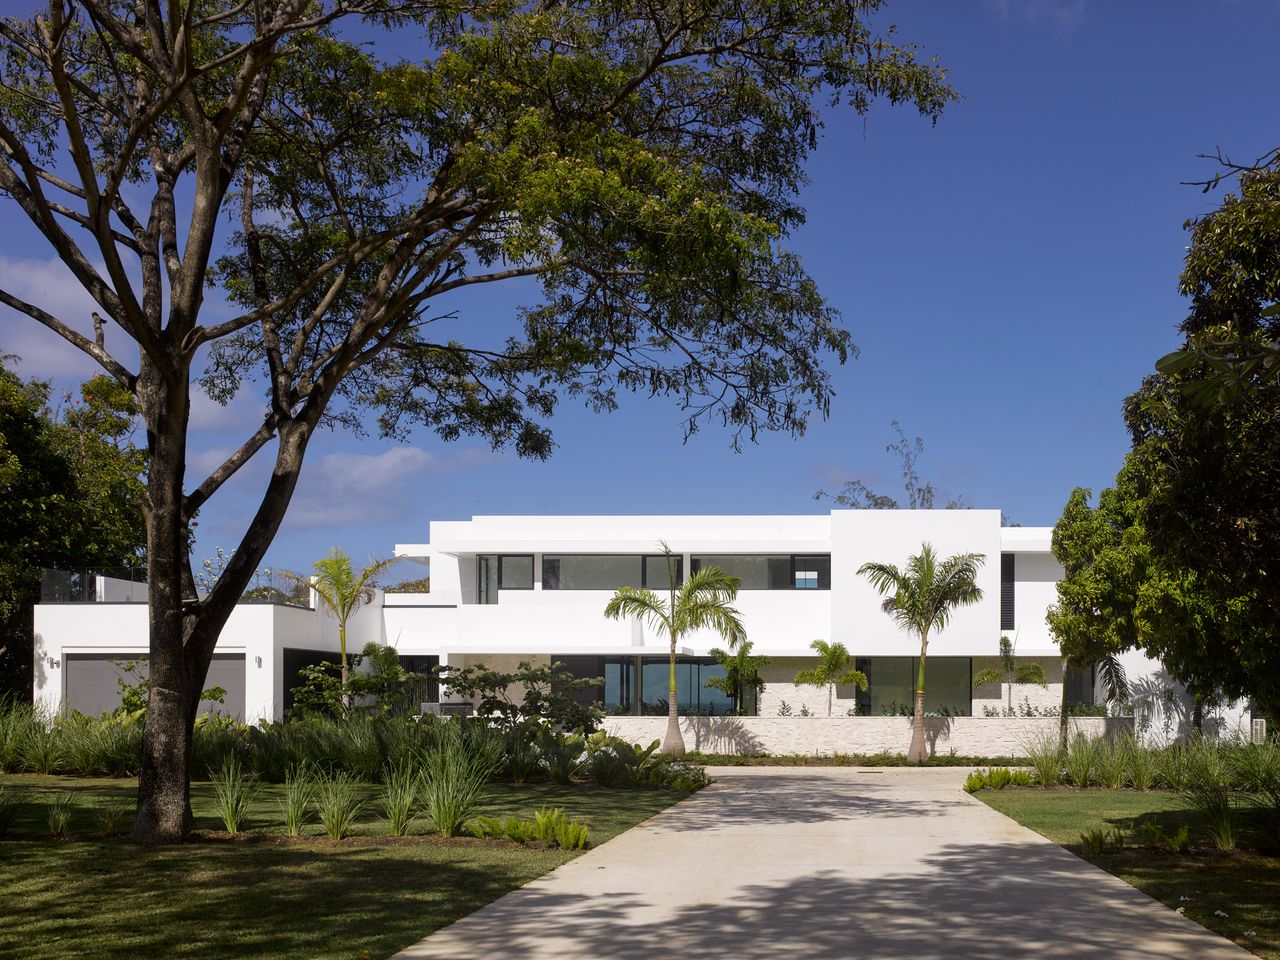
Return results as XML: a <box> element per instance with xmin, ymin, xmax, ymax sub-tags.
<box><xmin>1097</xmin><ymin>654</ymin><xmax>1130</xmax><ymax>707</ymax></box>
<box><xmin>603</xmin><ymin>587</ymin><xmax>670</xmax><ymax>636</ymax></box>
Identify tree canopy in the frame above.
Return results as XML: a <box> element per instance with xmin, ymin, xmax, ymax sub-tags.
<box><xmin>0</xmin><ymin>361</ymin><xmax>146</xmax><ymax>697</ymax></box>
<box><xmin>0</xmin><ymin>0</ymin><xmax>955</xmax><ymax>841</ymax></box>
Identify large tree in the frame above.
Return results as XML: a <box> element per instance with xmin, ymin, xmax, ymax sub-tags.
<box><xmin>0</xmin><ymin>362</ymin><xmax>146</xmax><ymax>698</ymax></box>
<box><xmin>0</xmin><ymin>0</ymin><xmax>953</xmax><ymax>841</ymax></box>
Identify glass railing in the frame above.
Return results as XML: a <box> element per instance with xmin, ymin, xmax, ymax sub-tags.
<box><xmin>40</xmin><ymin>567</ymin><xmax>311</xmax><ymax>607</ymax></box>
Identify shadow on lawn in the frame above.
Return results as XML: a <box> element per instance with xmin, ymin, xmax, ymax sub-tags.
<box><xmin>1</xmin><ymin>834</ymin><xmax>556</xmax><ymax>960</ymax></box>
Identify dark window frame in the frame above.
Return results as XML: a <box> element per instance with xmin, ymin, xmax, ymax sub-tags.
<box><xmin>690</xmin><ymin>554</ymin><xmax>832</xmax><ymax>590</ymax></box>
<box><xmin>1000</xmin><ymin>553</ymin><xmax>1015</xmax><ymax>630</ymax></box>
<box><xmin>498</xmin><ymin>554</ymin><xmax>535</xmax><ymax>590</ymax></box>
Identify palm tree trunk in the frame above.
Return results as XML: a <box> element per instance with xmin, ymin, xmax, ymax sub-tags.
<box><xmin>339</xmin><ymin>622</ymin><xmax>349</xmax><ymax>712</ymax></box>
<box><xmin>907</xmin><ymin>638</ymin><xmax>928</xmax><ymax>762</ymax></box>
<box><xmin>662</xmin><ymin>632</ymin><xmax>685</xmax><ymax>755</ymax></box>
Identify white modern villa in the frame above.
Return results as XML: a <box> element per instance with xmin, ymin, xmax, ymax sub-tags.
<box><xmin>32</xmin><ymin>510</ymin><xmax>1254</xmax><ymax>754</ymax></box>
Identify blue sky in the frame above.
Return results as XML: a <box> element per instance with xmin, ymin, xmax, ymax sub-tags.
<box><xmin>1</xmin><ymin>0</ymin><xmax>1276</xmax><ymax>580</ymax></box>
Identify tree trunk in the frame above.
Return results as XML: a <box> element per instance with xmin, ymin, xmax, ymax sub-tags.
<box><xmin>828</xmin><ymin>683</ymin><xmax>833</xmax><ymax>717</ymax></box>
<box><xmin>907</xmin><ymin>639</ymin><xmax>928</xmax><ymax>763</ymax></box>
<box><xmin>1059</xmin><ymin>657</ymin><xmax>1071</xmax><ymax>749</ymax></box>
<box><xmin>339</xmin><ymin>622</ymin><xmax>349</xmax><ymax>711</ymax></box>
<box><xmin>1191</xmin><ymin>695</ymin><xmax>1203</xmax><ymax>734</ymax></box>
<box><xmin>662</xmin><ymin>635</ymin><xmax>685</xmax><ymax>755</ymax></box>
<box><xmin>132</xmin><ymin>362</ymin><xmax>201</xmax><ymax>844</ymax></box>
<box><xmin>907</xmin><ymin>688</ymin><xmax>927</xmax><ymax>763</ymax></box>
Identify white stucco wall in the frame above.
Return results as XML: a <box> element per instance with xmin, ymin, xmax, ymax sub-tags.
<box><xmin>601</xmin><ymin>715</ymin><xmax>1130</xmax><ymax>757</ymax></box>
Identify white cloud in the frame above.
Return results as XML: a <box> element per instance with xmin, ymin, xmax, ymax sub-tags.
<box><xmin>282</xmin><ymin>445</ymin><xmax>497</xmax><ymax>530</ymax></box>
<box><xmin>985</xmin><ymin>0</ymin><xmax>1087</xmax><ymax>35</ymax></box>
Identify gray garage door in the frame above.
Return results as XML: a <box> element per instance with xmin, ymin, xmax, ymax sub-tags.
<box><xmin>64</xmin><ymin>653</ymin><xmax>246</xmax><ymax>720</ymax></box>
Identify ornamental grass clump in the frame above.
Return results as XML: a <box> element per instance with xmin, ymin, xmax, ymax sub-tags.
<box><xmin>380</xmin><ymin>763</ymin><xmax>419</xmax><ymax>837</ymax></box>
<box><xmin>1231</xmin><ymin>738</ymin><xmax>1280</xmax><ymax>816</ymax></box>
<box><xmin>1021</xmin><ymin>732</ymin><xmax>1063</xmax><ymax>787</ymax></box>
<box><xmin>280</xmin><ymin>762</ymin><xmax>318</xmax><ymax>837</ymax></box>
<box><xmin>316</xmin><ymin>771</ymin><xmax>366</xmax><ymax>840</ymax></box>
<box><xmin>1096</xmin><ymin>735</ymin><xmax>1130</xmax><ymax>790</ymax></box>
<box><xmin>1064</xmin><ymin>735</ymin><xmax>1099</xmax><ymax>788</ymax></box>
<box><xmin>1128</xmin><ymin>740</ymin><xmax>1157</xmax><ymax>791</ymax></box>
<box><xmin>92</xmin><ymin>800</ymin><xmax>131</xmax><ymax>835</ymax></box>
<box><xmin>420</xmin><ymin>724</ymin><xmax>496</xmax><ymax>838</ymax></box>
<box><xmin>210</xmin><ymin>755</ymin><xmax>257</xmax><ymax>834</ymax></box>
<box><xmin>46</xmin><ymin>791</ymin><xmax>76</xmax><ymax>837</ymax></box>
<box><xmin>1181</xmin><ymin>738</ymin><xmax>1237</xmax><ymax>851</ymax></box>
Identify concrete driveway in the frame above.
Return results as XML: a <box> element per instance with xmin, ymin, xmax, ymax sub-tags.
<box><xmin>391</xmin><ymin>767</ymin><xmax>1254</xmax><ymax>959</ymax></box>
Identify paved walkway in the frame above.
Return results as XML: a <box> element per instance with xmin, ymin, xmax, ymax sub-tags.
<box><xmin>392</xmin><ymin>767</ymin><xmax>1253</xmax><ymax>959</ymax></box>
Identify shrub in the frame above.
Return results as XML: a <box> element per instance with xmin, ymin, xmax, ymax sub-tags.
<box><xmin>381</xmin><ymin>763</ymin><xmax>419</xmax><ymax>837</ymax></box>
<box><xmin>316</xmin><ymin>771</ymin><xmax>365</xmax><ymax>840</ymax></box>
<box><xmin>420</xmin><ymin>722</ymin><xmax>496</xmax><ymax>837</ymax></box>
<box><xmin>0</xmin><ymin>786</ymin><xmax>22</xmax><ymax>836</ymax></box>
<box><xmin>1064</xmin><ymin>735</ymin><xmax>1098</xmax><ymax>788</ymax></box>
<box><xmin>280</xmin><ymin>762</ymin><xmax>317</xmax><ymax>838</ymax></box>
<box><xmin>24</xmin><ymin>717</ymin><xmax>63</xmax><ymax>775</ymax></box>
<box><xmin>210</xmin><ymin>756</ymin><xmax>257</xmax><ymax>834</ymax></box>
<box><xmin>986</xmin><ymin>767</ymin><xmax>1013</xmax><ymax>790</ymax></box>
<box><xmin>467</xmin><ymin>809</ymin><xmax>590</xmax><ymax>849</ymax></box>
<box><xmin>1165</xmin><ymin>822</ymin><xmax>1192</xmax><ymax>854</ymax></box>
<box><xmin>1078</xmin><ymin>826</ymin><xmax>1123</xmax><ymax>856</ymax></box>
<box><xmin>47</xmin><ymin>792</ymin><xmax>76</xmax><ymax>837</ymax></box>
<box><xmin>1022</xmin><ymin>733</ymin><xmax>1062</xmax><ymax>787</ymax></box>
<box><xmin>963</xmin><ymin>771</ymin><xmax>989</xmax><ymax>794</ymax></box>
<box><xmin>1135</xmin><ymin>818</ymin><xmax>1164</xmax><ymax>848</ymax></box>
<box><xmin>537</xmin><ymin>728</ymin><xmax>583</xmax><ymax>785</ymax></box>
<box><xmin>1156</xmin><ymin>742</ymin><xmax>1193</xmax><ymax>790</ymax></box>
<box><xmin>0</xmin><ymin>700</ymin><xmax>39</xmax><ymax>772</ymax></box>
<box><xmin>500</xmin><ymin>728</ymin><xmax>541</xmax><ymax>785</ymax></box>
<box><xmin>641</xmin><ymin>757</ymin><xmax>710</xmax><ymax>791</ymax></box>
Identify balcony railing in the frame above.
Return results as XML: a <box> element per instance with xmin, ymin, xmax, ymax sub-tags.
<box><xmin>39</xmin><ymin>568</ymin><xmax>311</xmax><ymax>608</ymax></box>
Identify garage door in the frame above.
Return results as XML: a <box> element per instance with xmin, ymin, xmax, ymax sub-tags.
<box><xmin>64</xmin><ymin>653</ymin><xmax>246</xmax><ymax>720</ymax></box>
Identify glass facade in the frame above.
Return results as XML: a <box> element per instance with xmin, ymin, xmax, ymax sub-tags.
<box><xmin>499</xmin><ymin>555</ymin><xmax>533</xmax><ymax>589</ymax></box>
<box><xmin>542</xmin><ymin>554</ymin><xmax>683</xmax><ymax>590</ymax></box>
<box><xmin>690</xmin><ymin>554</ymin><xmax>830</xmax><ymax>590</ymax></box>
<box><xmin>853</xmin><ymin>656</ymin><xmax>973</xmax><ymax>716</ymax></box>
<box><xmin>554</xmin><ymin>655</ymin><xmax>733</xmax><ymax>715</ymax></box>
<box><xmin>477</xmin><ymin>555</ymin><xmax>498</xmax><ymax>604</ymax></box>
<box><xmin>642</xmin><ymin>554</ymin><xmax>684</xmax><ymax>590</ymax></box>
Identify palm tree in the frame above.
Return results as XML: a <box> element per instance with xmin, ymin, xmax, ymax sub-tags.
<box><xmin>604</xmin><ymin>544</ymin><xmax>746</xmax><ymax>754</ymax></box>
<box><xmin>1058</xmin><ymin>653</ymin><xmax>1129</xmax><ymax>747</ymax></box>
<box><xmin>859</xmin><ymin>543</ymin><xmax>985</xmax><ymax>762</ymax></box>
<box><xmin>705</xmin><ymin>640</ymin><xmax>771</xmax><ymax>715</ymax></box>
<box><xmin>308</xmin><ymin>548</ymin><xmax>398</xmax><ymax>706</ymax></box>
<box><xmin>793</xmin><ymin>639</ymin><xmax>868</xmax><ymax>716</ymax></box>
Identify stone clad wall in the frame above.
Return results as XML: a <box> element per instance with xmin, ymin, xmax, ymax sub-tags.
<box><xmin>600</xmin><ymin>715</ymin><xmax>1132</xmax><ymax>757</ymax></box>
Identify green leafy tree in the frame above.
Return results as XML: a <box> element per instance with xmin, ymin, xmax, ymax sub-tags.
<box><xmin>436</xmin><ymin>659</ymin><xmax>604</xmax><ymax>734</ymax></box>
<box><xmin>290</xmin><ymin>641</ymin><xmax>426</xmax><ymax>719</ymax></box>
<box><xmin>306</xmin><ymin>550</ymin><xmax>397</xmax><ymax>705</ymax></box>
<box><xmin>0</xmin><ymin>0</ymin><xmax>953</xmax><ymax>842</ymax></box>
<box><xmin>0</xmin><ymin>362</ymin><xmax>145</xmax><ymax>698</ymax></box>
<box><xmin>858</xmin><ymin>543</ymin><xmax>984</xmax><ymax>761</ymax></box>
<box><xmin>973</xmin><ymin>635</ymin><xmax>1046</xmax><ymax>714</ymax></box>
<box><xmin>792</xmin><ymin>639</ymin><xmax>867</xmax><ymax>717</ymax></box>
<box><xmin>704</xmin><ymin>640</ymin><xmax>771</xmax><ymax>716</ymax></box>
<box><xmin>604</xmin><ymin>545</ymin><xmax>746</xmax><ymax>754</ymax></box>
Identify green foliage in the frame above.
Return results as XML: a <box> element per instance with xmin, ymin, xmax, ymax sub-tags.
<box><xmin>290</xmin><ymin>642</ymin><xmax>429</xmax><ymax>720</ymax></box>
<box><xmin>583</xmin><ymin>733</ymin><xmax>661</xmax><ymax>788</ymax></box>
<box><xmin>0</xmin><ymin>365</ymin><xmax>145</xmax><ymax>697</ymax></box>
<box><xmin>1078</xmin><ymin>826</ymin><xmax>1124</xmax><ymax>856</ymax></box>
<box><xmin>0</xmin><ymin>786</ymin><xmax>21</xmax><ymax>836</ymax></box>
<box><xmin>1164</xmin><ymin>822</ymin><xmax>1193</xmax><ymax>854</ymax></box>
<box><xmin>704</xmin><ymin>641</ymin><xmax>770</xmax><ymax>716</ymax></box>
<box><xmin>307</xmin><ymin>550</ymin><xmax>399</xmax><ymax>694</ymax></box>
<box><xmin>1232</xmin><ymin>737</ymin><xmax>1280</xmax><ymax>815</ymax></box>
<box><xmin>315</xmin><ymin>772</ymin><xmax>365</xmax><ymax>841</ymax></box>
<box><xmin>210</xmin><ymin>756</ymin><xmax>258</xmax><ymax>834</ymax></box>
<box><xmin>92</xmin><ymin>799</ymin><xmax>131</xmax><ymax>836</ymax></box>
<box><xmin>537</xmin><ymin>728</ymin><xmax>584</xmax><ymax>785</ymax></box>
<box><xmin>466</xmin><ymin>808</ymin><xmax>591</xmax><ymax>850</ymax></box>
<box><xmin>280</xmin><ymin>763</ymin><xmax>317</xmax><ymax>838</ymax></box>
<box><xmin>421</xmin><ymin>723</ymin><xmax>497</xmax><ymax>837</ymax></box>
<box><xmin>604</xmin><ymin>546</ymin><xmax>747</xmax><ymax>751</ymax></box>
<box><xmin>963</xmin><ymin>771</ymin><xmax>989</xmax><ymax>794</ymax></box>
<box><xmin>436</xmin><ymin>660</ymin><xmax>603</xmax><ymax>735</ymax></box>
<box><xmin>1128</xmin><ymin>740</ymin><xmax>1157</xmax><ymax>791</ymax></box>
<box><xmin>46</xmin><ymin>791</ymin><xmax>76</xmax><ymax>838</ymax></box>
<box><xmin>1096</xmin><ymin>736</ymin><xmax>1131</xmax><ymax>790</ymax></box>
<box><xmin>792</xmin><ymin>639</ymin><xmax>868</xmax><ymax>716</ymax></box>
<box><xmin>1022</xmin><ymin>733</ymin><xmax>1064</xmax><ymax>787</ymax></box>
<box><xmin>1064</xmin><ymin>735</ymin><xmax>1099</xmax><ymax>788</ymax></box>
<box><xmin>380</xmin><ymin>764</ymin><xmax>420</xmax><ymax>838</ymax></box>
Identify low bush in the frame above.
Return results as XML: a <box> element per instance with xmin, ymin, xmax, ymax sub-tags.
<box><xmin>1021</xmin><ymin>733</ymin><xmax>1063</xmax><ymax>787</ymax></box>
<box><xmin>1096</xmin><ymin>736</ymin><xmax>1130</xmax><ymax>790</ymax></box>
<box><xmin>964</xmin><ymin>771</ymin><xmax>988</xmax><ymax>793</ymax></box>
<box><xmin>1078</xmin><ymin>826</ymin><xmax>1124</xmax><ymax>856</ymax></box>
<box><xmin>421</xmin><ymin>723</ymin><xmax>495</xmax><ymax>837</ymax></box>
<box><xmin>280</xmin><ymin>762</ymin><xmax>317</xmax><ymax>837</ymax></box>
<box><xmin>466</xmin><ymin>807</ymin><xmax>591</xmax><ymax>850</ymax></box>
<box><xmin>1164</xmin><ymin>822</ymin><xmax>1192</xmax><ymax>854</ymax></box>
<box><xmin>380</xmin><ymin>763</ymin><xmax>419</xmax><ymax>837</ymax></box>
<box><xmin>1064</xmin><ymin>735</ymin><xmax>1098</xmax><ymax>788</ymax></box>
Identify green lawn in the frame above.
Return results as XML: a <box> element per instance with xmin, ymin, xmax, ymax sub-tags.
<box><xmin>0</xmin><ymin>774</ymin><xmax>681</xmax><ymax>960</ymax></box>
<box><xmin>979</xmin><ymin>789</ymin><xmax>1280</xmax><ymax>960</ymax></box>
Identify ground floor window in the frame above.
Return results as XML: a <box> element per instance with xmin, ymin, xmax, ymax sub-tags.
<box><xmin>853</xmin><ymin>656</ymin><xmax>973</xmax><ymax>717</ymax></box>
<box><xmin>553</xmin><ymin>655</ymin><xmax>735</xmax><ymax>716</ymax></box>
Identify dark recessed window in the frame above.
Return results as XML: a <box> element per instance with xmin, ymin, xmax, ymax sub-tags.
<box><xmin>1001</xmin><ymin>553</ymin><xmax>1015</xmax><ymax>630</ymax></box>
<box><xmin>643</xmin><ymin>554</ymin><xmax>683</xmax><ymax>590</ymax></box>
<box><xmin>477</xmin><ymin>555</ymin><xmax>498</xmax><ymax>604</ymax></box>
<box><xmin>542</xmin><ymin>555</ymin><xmax>643</xmax><ymax>590</ymax></box>
<box><xmin>498</xmin><ymin>555</ymin><xmax>534</xmax><ymax>590</ymax></box>
<box><xmin>690</xmin><ymin>555</ymin><xmax>830</xmax><ymax>590</ymax></box>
